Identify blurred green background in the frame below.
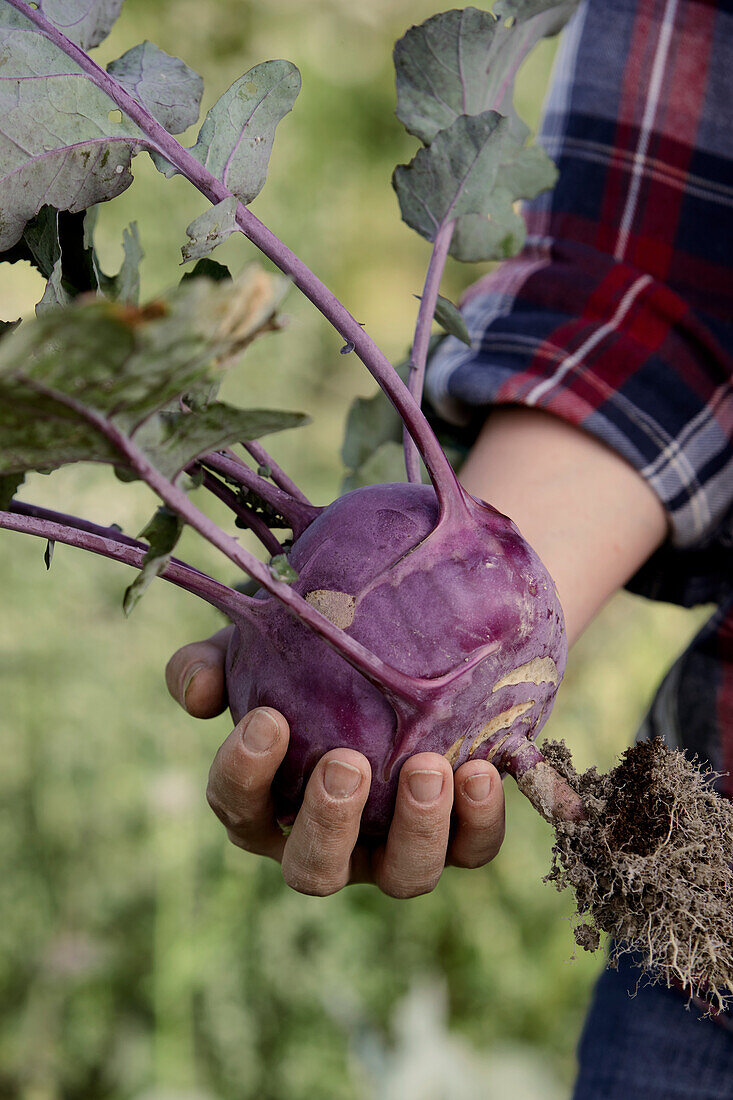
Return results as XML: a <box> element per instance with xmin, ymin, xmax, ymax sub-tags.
<box><xmin>0</xmin><ymin>1</ymin><xmax>707</xmax><ymax>1097</ymax></box>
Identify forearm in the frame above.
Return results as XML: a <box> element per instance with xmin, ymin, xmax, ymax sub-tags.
<box><xmin>459</xmin><ymin>407</ymin><xmax>669</xmax><ymax>647</ymax></box>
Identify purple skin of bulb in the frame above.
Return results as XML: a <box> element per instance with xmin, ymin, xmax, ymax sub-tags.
<box><xmin>225</xmin><ymin>482</ymin><xmax>567</xmax><ymax>837</ymax></box>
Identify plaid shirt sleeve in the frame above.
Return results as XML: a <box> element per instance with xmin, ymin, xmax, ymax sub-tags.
<box><xmin>425</xmin><ymin>0</ymin><xmax>733</xmax><ymax>610</ymax></box>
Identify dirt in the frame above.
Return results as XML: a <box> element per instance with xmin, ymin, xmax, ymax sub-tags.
<box><xmin>543</xmin><ymin>737</ymin><xmax>733</xmax><ymax>1013</ymax></box>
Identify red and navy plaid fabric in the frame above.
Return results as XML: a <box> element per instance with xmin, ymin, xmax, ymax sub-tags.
<box><xmin>426</xmin><ymin>0</ymin><xmax>732</xmax><ymax>785</ymax></box>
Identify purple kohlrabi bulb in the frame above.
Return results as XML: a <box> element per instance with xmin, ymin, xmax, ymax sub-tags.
<box><xmin>226</xmin><ymin>482</ymin><xmax>566</xmax><ymax>838</ymax></box>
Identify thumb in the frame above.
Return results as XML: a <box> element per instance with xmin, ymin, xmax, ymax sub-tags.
<box><xmin>165</xmin><ymin>626</ymin><xmax>233</xmax><ymax>718</ymax></box>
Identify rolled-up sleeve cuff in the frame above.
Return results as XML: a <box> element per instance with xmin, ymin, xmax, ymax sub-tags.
<box><xmin>426</xmin><ymin>241</ymin><xmax>733</xmax><ymax>602</ymax></box>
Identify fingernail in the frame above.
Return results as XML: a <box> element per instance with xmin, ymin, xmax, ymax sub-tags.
<box><xmin>463</xmin><ymin>773</ymin><xmax>493</xmax><ymax>803</ymax></box>
<box><xmin>323</xmin><ymin>760</ymin><xmax>361</xmax><ymax>799</ymax></box>
<box><xmin>241</xmin><ymin>709</ymin><xmax>279</xmax><ymax>754</ymax></box>
<box><xmin>407</xmin><ymin>769</ymin><xmax>444</xmax><ymax>804</ymax></box>
<box><xmin>182</xmin><ymin>663</ymin><xmax>207</xmax><ymax>708</ymax></box>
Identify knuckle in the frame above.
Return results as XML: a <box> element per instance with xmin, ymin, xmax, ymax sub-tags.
<box><xmin>226</xmin><ymin>828</ymin><xmax>252</xmax><ymax>852</ymax></box>
<box><xmin>206</xmin><ymin>783</ymin><xmax>253</xmax><ymax>834</ymax></box>
<box><xmin>380</xmin><ymin>872</ymin><xmax>441</xmax><ymax>900</ymax></box>
<box><xmin>398</xmin><ymin>812</ymin><xmax>445</xmax><ymax>845</ymax></box>
<box><xmin>449</xmin><ymin>847</ymin><xmax>489</xmax><ymax>870</ymax></box>
<box><xmin>305</xmin><ymin>797</ymin><xmax>359</xmax><ymax>836</ymax></box>
<box><xmin>281</xmin><ymin>861</ymin><xmax>345</xmax><ymax>897</ymax></box>
<box><xmin>205</xmin><ymin>783</ymin><xmax>231</xmax><ymax>827</ymax></box>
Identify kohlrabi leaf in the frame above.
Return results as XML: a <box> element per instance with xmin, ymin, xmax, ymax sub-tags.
<box><xmin>394</xmin><ymin>9</ymin><xmax>509</xmax><ymax>143</ymax></box>
<box><xmin>494</xmin><ymin>0</ymin><xmax>579</xmax><ymax>30</ymax></box>
<box><xmin>123</xmin><ymin>505</ymin><xmax>182</xmax><ymax>615</ymax></box>
<box><xmin>180</xmin><ymin>258</ymin><xmax>232</xmax><ymax>284</ymax></box>
<box><xmin>394</xmin><ymin>4</ymin><xmax>579</xmax><ymax>146</ymax></box>
<box><xmin>0</xmin><ymin>204</ymin><xmax>142</xmax><ymax>310</ymax></box>
<box><xmin>341</xmin><ymin>355</ymin><xmax>418</xmax><ymax>489</ymax></box>
<box><xmin>268</xmin><ymin>553</ymin><xmax>298</xmax><ymax>584</ymax></box>
<box><xmin>182</xmin><ymin>196</ymin><xmax>239</xmax><ymax>264</ymax></box>
<box><xmin>0</xmin><ymin>0</ymin><xmax>124</xmax><ymax>50</ymax></box>
<box><xmin>1</xmin><ymin>205</ymin><xmax>61</xmax><ymax>280</ymax></box>
<box><xmin>189</xmin><ymin>61</ymin><xmax>300</xmax><ymax>204</ymax></box>
<box><xmin>0</xmin><ymin>23</ymin><xmax>147</xmax><ymax>250</ymax></box>
<box><xmin>433</xmin><ymin>294</ymin><xmax>471</xmax><ymax>346</ymax></box>
<box><xmin>136</xmin><ymin>401</ymin><xmax>307</xmax><ymax>481</ymax></box>
<box><xmin>341</xmin><ymin>369</ymin><xmax>408</xmax><ymax>474</ymax></box>
<box><xmin>414</xmin><ymin>292</ymin><xmax>471</xmax><ymax>346</ymax></box>
<box><xmin>342</xmin><ymin>441</ymin><xmax>407</xmax><ymax>492</ymax></box>
<box><xmin>36</xmin><ymin>256</ymin><xmax>68</xmax><ymax>314</ymax></box>
<box><xmin>5</xmin><ymin>206</ymin><xmax>68</xmax><ymax>314</ymax></box>
<box><xmin>0</xmin><ymin>271</ymin><xmax>301</xmax><ymax>480</ymax></box>
<box><xmin>0</xmin><ymin>471</ymin><xmax>24</xmax><ymax>509</ymax></box>
<box><xmin>110</xmin><ymin>222</ymin><xmax>144</xmax><ymax>305</ymax></box>
<box><xmin>393</xmin><ymin>111</ymin><xmax>557</xmax><ymax>261</ymax></box>
<box><xmin>448</xmin><ymin>141</ymin><xmax>557</xmax><ymax>260</ymax></box>
<box><xmin>107</xmin><ymin>42</ymin><xmax>204</xmax><ymax>134</ymax></box>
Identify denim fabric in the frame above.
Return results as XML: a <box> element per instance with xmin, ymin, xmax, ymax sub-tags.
<box><xmin>573</xmin><ymin>953</ymin><xmax>733</xmax><ymax>1099</ymax></box>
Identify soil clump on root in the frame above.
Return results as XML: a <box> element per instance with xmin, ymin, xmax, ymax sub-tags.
<box><xmin>544</xmin><ymin>737</ymin><xmax>733</xmax><ymax>1012</ymax></box>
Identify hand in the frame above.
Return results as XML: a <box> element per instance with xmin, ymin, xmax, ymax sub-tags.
<box><xmin>166</xmin><ymin>628</ymin><xmax>506</xmax><ymax>897</ymax></box>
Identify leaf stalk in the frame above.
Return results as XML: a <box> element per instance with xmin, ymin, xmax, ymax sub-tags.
<box><xmin>404</xmin><ymin>218</ymin><xmax>455</xmax><ymax>483</ymax></box>
<box><xmin>3</xmin><ymin>0</ymin><xmax>465</xmax><ymax>518</ymax></box>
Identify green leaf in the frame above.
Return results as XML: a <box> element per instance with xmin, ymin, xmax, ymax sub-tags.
<box><xmin>123</xmin><ymin>505</ymin><xmax>182</xmax><ymax>615</ymax></box>
<box><xmin>341</xmin><ymin>338</ymin><xmax>446</xmax><ymax>491</ymax></box>
<box><xmin>0</xmin><ymin>0</ymin><xmax>125</xmax><ymax>50</ymax></box>
<box><xmin>44</xmin><ymin>538</ymin><xmax>55</xmax><ymax>570</ymax></box>
<box><xmin>107</xmin><ymin>41</ymin><xmax>204</xmax><ymax>134</ymax></box>
<box><xmin>433</xmin><ymin>294</ymin><xmax>471</xmax><ymax>346</ymax></box>
<box><xmin>180</xmin><ymin>258</ymin><xmax>232</xmax><ymax>284</ymax></box>
<box><xmin>0</xmin><ymin>25</ymin><xmax>148</xmax><ymax>250</ymax></box>
<box><xmin>0</xmin><ymin>205</ymin><xmax>141</xmax><ymax>310</ymax></box>
<box><xmin>342</xmin><ymin>387</ymin><xmax>403</xmax><ymax>473</ymax></box>
<box><xmin>0</xmin><ymin>269</ymin><xmax>299</xmax><ymax>480</ymax></box>
<box><xmin>138</xmin><ymin>401</ymin><xmax>308</xmax><ymax>481</ymax></box>
<box><xmin>36</xmin><ymin>256</ymin><xmax>68</xmax><ymax>314</ymax></box>
<box><xmin>182</xmin><ymin>196</ymin><xmax>239</xmax><ymax>264</ymax></box>
<box><xmin>394</xmin><ymin>9</ymin><xmax>513</xmax><ymax>143</ymax></box>
<box><xmin>1</xmin><ymin>205</ymin><xmax>61</xmax><ymax>280</ymax></box>
<box><xmin>394</xmin><ymin>4</ymin><xmax>579</xmax><ymax>146</ymax></box>
<box><xmin>393</xmin><ymin>112</ymin><xmax>557</xmax><ymax>261</ymax></box>
<box><xmin>0</xmin><ymin>471</ymin><xmax>24</xmax><ymax>509</ymax></box>
<box><xmin>342</xmin><ymin>441</ymin><xmax>407</xmax><ymax>492</ymax></box>
<box><xmin>341</xmin><ymin>358</ymin><xmax>411</xmax><ymax>489</ymax></box>
<box><xmin>111</xmin><ymin>223</ymin><xmax>144</xmax><ymax>305</ymax></box>
<box><xmin>268</xmin><ymin>553</ymin><xmax>298</xmax><ymax>584</ymax></box>
<box><xmin>495</xmin><ymin>0</ymin><xmax>579</xmax><ymax>29</ymax></box>
<box><xmin>189</xmin><ymin>61</ymin><xmax>301</xmax><ymax>204</ymax></box>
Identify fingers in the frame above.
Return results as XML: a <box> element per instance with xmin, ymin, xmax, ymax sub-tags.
<box><xmin>281</xmin><ymin>749</ymin><xmax>371</xmax><ymax>896</ymax></box>
<box><xmin>448</xmin><ymin>760</ymin><xmax>505</xmax><ymax>868</ymax></box>
<box><xmin>206</xmin><ymin>707</ymin><xmax>290</xmax><ymax>860</ymax></box>
<box><xmin>165</xmin><ymin>626</ymin><xmax>233</xmax><ymax>717</ymax></box>
<box><xmin>373</xmin><ymin>753</ymin><xmax>454</xmax><ymax>899</ymax></box>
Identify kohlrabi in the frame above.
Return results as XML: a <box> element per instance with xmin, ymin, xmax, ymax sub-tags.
<box><xmin>2</xmin><ymin>0</ymin><xmax>732</xmax><ymax>1008</ymax></box>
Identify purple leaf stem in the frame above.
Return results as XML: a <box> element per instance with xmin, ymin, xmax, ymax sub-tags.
<box><xmin>200</xmin><ymin>469</ymin><xmax>284</xmax><ymax>556</ymax></box>
<box><xmin>21</xmin><ymin>377</ymin><xmax>426</xmax><ymax>702</ymax></box>
<box><xmin>239</xmin><ymin>440</ymin><xmax>312</xmax><ymax>504</ymax></box>
<box><xmin>3</xmin><ymin>0</ymin><xmax>467</xmax><ymax>521</ymax></box>
<box><xmin>10</xmin><ymin>499</ymin><xmax>210</xmax><ymax>579</ymax></box>
<box><xmin>199</xmin><ymin>452</ymin><xmax>320</xmax><ymax>538</ymax></box>
<box><xmin>403</xmin><ymin>218</ymin><xmax>455</xmax><ymax>483</ymax></box>
<box><xmin>0</xmin><ymin>509</ymin><xmax>244</xmax><ymax>617</ymax></box>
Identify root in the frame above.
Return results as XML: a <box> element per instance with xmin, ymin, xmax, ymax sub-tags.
<box><xmin>544</xmin><ymin>738</ymin><xmax>733</xmax><ymax>1014</ymax></box>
